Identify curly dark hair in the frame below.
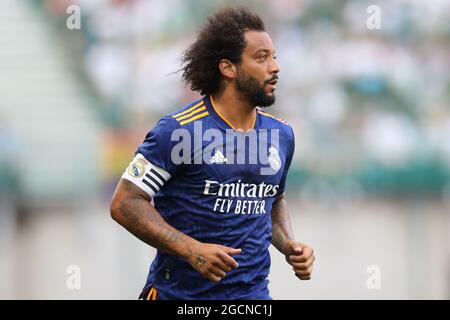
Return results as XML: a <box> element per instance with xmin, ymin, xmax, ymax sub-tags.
<box><xmin>181</xmin><ymin>6</ymin><xmax>265</xmax><ymax>95</ymax></box>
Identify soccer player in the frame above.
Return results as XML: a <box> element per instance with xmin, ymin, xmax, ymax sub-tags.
<box><xmin>110</xmin><ymin>6</ymin><xmax>315</xmax><ymax>300</ymax></box>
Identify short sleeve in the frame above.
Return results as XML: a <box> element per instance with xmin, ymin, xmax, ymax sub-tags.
<box><xmin>277</xmin><ymin>127</ymin><xmax>295</xmax><ymax>196</ymax></box>
<box><xmin>136</xmin><ymin>117</ymin><xmax>183</xmax><ymax>176</ymax></box>
<box><xmin>121</xmin><ymin>117</ymin><xmax>184</xmax><ymax>198</ymax></box>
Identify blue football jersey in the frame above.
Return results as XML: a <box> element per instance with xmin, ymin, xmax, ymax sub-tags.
<box><xmin>121</xmin><ymin>95</ymin><xmax>295</xmax><ymax>300</ymax></box>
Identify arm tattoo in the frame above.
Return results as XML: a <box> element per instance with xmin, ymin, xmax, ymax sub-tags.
<box><xmin>271</xmin><ymin>195</ymin><xmax>295</xmax><ymax>255</ymax></box>
<box><xmin>196</xmin><ymin>256</ymin><xmax>207</xmax><ymax>267</ymax></box>
<box><xmin>116</xmin><ymin>180</ymin><xmax>193</xmax><ymax>258</ymax></box>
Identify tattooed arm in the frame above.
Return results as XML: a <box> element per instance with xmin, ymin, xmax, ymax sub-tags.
<box><xmin>271</xmin><ymin>193</ymin><xmax>315</xmax><ymax>280</ymax></box>
<box><xmin>271</xmin><ymin>193</ymin><xmax>296</xmax><ymax>254</ymax></box>
<box><xmin>110</xmin><ymin>178</ymin><xmax>241</xmax><ymax>282</ymax></box>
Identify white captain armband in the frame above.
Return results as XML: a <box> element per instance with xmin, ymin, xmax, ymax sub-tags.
<box><xmin>121</xmin><ymin>153</ymin><xmax>171</xmax><ymax>197</ymax></box>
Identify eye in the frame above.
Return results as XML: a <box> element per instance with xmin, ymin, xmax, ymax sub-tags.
<box><xmin>258</xmin><ymin>55</ymin><xmax>268</xmax><ymax>61</ymax></box>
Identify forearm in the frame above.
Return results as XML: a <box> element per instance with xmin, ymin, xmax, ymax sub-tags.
<box><xmin>271</xmin><ymin>194</ymin><xmax>295</xmax><ymax>254</ymax></box>
<box><xmin>111</xmin><ymin>180</ymin><xmax>198</xmax><ymax>260</ymax></box>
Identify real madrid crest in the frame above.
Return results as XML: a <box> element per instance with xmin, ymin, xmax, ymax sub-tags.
<box><xmin>127</xmin><ymin>158</ymin><xmax>147</xmax><ymax>178</ymax></box>
<box><xmin>268</xmin><ymin>146</ymin><xmax>281</xmax><ymax>172</ymax></box>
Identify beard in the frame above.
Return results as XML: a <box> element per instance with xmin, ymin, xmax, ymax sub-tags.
<box><xmin>235</xmin><ymin>69</ymin><xmax>277</xmax><ymax>107</ymax></box>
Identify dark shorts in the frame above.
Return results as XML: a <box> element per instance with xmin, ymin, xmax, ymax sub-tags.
<box><xmin>138</xmin><ymin>281</ymin><xmax>271</xmax><ymax>300</ymax></box>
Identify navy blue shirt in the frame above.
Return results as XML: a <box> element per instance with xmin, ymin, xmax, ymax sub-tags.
<box><xmin>122</xmin><ymin>95</ymin><xmax>295</xmax><ymax>299</ymax></box>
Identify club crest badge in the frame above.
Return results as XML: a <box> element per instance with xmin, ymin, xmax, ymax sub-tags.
<box><xmin>127</xmin><ymin>158</ymin><xmax>147</xmax><ymax>178</ymax></box>
<box><xmin>268</xmin><ymin>146</ymin><xmax>281</xmax><ymax>172</ymax></box>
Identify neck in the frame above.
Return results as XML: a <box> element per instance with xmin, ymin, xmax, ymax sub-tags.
<box><xmin>211</xmin><ymin>88</ymin><xmax>257</xmax><ymax>131</ymax></box>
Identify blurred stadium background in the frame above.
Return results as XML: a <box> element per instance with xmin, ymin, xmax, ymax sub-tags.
<box><xmin>0</xmin><ymin>0</ymin><xmax>449</xmax><ymax>299</ymax></box>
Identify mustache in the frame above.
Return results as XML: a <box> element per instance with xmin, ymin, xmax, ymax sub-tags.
<box><xmin>264</xmin><ymin>75</ymin><xmax>279</xmax><ymax>84</ymax></box>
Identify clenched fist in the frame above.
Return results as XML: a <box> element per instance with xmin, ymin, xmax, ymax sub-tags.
<box><xmin>186</xmin><ymin>242</ymin><xmax>241</xmax><ymax>283</ymax></box>
<box><xmin>283</xmin><ymin>240</ymin><xmax>315</xmax><ymax>280</ymax></box>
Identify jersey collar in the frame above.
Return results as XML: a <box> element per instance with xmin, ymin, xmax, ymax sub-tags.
<box><xmin>203</xmin><ymin>95</ymin><xmax>260</xmax><ymax>131</ymax></box>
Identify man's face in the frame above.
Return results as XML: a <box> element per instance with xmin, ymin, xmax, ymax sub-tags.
<box><xmin>235</xmin><ymin>31</ymin><xmax>280</xmax><ymax>107</ymax></box>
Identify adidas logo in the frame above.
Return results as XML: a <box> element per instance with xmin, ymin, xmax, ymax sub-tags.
<box><xmin>210</xmin><ymin>150</ymin><xmax>228</xmax><ymax>164</ymax></box>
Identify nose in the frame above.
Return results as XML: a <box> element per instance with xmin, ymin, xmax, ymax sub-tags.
<box><xmin>269</xmin><ymin>57</ymin><xmax>280</xmax><ymax>75</ymax></box>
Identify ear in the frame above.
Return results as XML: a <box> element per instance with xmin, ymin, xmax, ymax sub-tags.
<box><xmin>218</xmin><ymin>59</ymin><xmax>237</xmax><ymax>80</ymax></box>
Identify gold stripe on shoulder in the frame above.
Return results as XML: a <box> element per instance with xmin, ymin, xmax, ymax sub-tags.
<box><xmin>172</xmin><ymin>101</ymin><xmax>204</xmax><ymax>118</ymax></box>
<box><xmin>174</xmin><ymin>105</ymin><xmax>207</xmax><ymax>121</ymax></box>
<box><xmin>257</xmin><ymin>110</ymin><xmax>289</xmax><ymax>125</ymax></box>
<box><xmin>257</xmin><ymin>110</ymin><xmax>273</xmax><ymax>117</ymax></box>
<box><xmin>179</xmin><ymin>111</ymin><xmax>209</xmax><ymax>125</ymax></box>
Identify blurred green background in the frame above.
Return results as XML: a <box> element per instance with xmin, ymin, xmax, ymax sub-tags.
<box><xmin>0</xmin><ymin>0</ymin><xmax>449</xmax><ymax>299</ymax></box>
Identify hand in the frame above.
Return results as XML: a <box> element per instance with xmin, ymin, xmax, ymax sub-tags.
<box><xmin>186</xmin><ymin>242</ymin><xmax>241</xmax><ymax>283</ymax></box>
<box><xmin>283</xmin><ymin>240</ymin><xmax>315</xmax><ymax>280</ymax></box>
